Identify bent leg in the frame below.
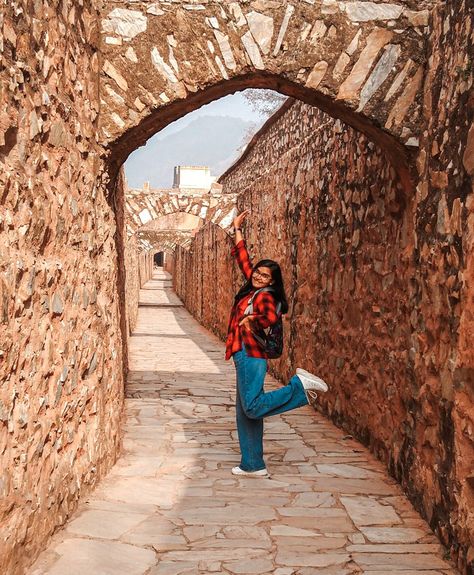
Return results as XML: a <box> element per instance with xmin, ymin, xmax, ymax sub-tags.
<box><xmin>245</xmin><ymin>375</ymin><xmax>308</xmax><ymax>418</ymax></box>
<box><xmin>235</xmin><ymin>348</ymin><xmax>308</xmax><ymax>420</ymax></box>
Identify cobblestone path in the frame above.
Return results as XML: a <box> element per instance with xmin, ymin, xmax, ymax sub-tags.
<box><xmin>29</xmin><ymin>271</ymin><xmax>459</xmax><ymax>575</ymax></box>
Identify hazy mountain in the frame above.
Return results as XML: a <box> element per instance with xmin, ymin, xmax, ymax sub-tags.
<box><xmin>125</xmin><ymin>115</ymin><xmax>256</xmax><ymax>189</ymax></box>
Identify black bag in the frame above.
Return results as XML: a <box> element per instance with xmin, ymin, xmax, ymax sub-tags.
<box><xmin>244</xmin><ymin>287</ymin><xmax>283</xmax><ymax>359</ymax></box>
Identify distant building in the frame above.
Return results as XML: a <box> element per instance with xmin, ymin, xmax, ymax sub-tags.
<box><xmin>173</xmin><ymin>166</ymin><xmax>217</xmax><ymax>190</ymax></box>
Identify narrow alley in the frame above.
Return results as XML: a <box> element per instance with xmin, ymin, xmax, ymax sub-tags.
<box><xmin>29</xmin><ymin>271</ymin><xmax>458</xmax><ymax>575</ymax></box>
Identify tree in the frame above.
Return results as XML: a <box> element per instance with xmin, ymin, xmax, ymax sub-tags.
<box><xmin>242</xmin><ymin>89</ymin><xmax>287</xmax><ymax>118</ymax></box>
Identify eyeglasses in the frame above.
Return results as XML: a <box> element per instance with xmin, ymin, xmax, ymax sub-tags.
<box><xmin>253</xmin><ymin>269</ymin><xmax>272</xmax><ymax>281</ymax></box>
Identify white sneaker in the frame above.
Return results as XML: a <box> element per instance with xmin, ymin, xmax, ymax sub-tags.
<box><xmin>231</xmin><ymin>466</ymin><xmax>268</xmax><ymax>477</ymax></box>
<box><xmin>296</xmin><ymin>368</ymin><xmax>328</xmax><ymax>401</ymax></box>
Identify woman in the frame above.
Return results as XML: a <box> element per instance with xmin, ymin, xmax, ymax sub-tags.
<box><xmin>226</xmin><ymin>209</ymin><xmax>328</xmax><ymax>477</ymax></box>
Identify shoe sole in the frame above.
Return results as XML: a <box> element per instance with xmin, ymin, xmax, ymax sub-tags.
<box><xmin>231</xmin><ymin>467</ymin><xmax>269</xmax><ymax>477</ymax></box>
<box><xmin>296</xmin><ymin>368</ymin><xmax>328</xmax><ymax>392</ymax></box>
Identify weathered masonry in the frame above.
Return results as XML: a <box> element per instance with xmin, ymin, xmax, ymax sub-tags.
<box><xmin>101</xmin><ymin>0</ymin><xmax>434</xmax><ymax>186</ymax></box>
<box><xmin>1</xmin><ymin>1</ymin><xmax>473</xmax><ymax>574</ymax></box>
<box><xmin>169</xmin><ymin>0</ymin><xmax>472</xmax><ymax>565</ymax></box>
<box><xmin>122</xmin><ymin>183</ymin><xmax>236</xmax><ymax>333</ymax></box>
<box><xmin>174</xmin><ymin>86</ymin><xmax>474</xmax><ymax>573</ymax></box>
<box><xmin>125</xmin><ymin>185</ymin><xmax>237</xmax><ymax>245</ymax></box>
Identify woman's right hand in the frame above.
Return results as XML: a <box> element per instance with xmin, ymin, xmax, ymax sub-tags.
<box><xmin>233</xmin><ymin>209</ymin><xmax>250</xmax><ymax>229</ymax></box>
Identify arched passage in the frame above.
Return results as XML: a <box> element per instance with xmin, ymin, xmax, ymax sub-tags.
<box><xmin>133</xmin><ymin>212</ymin><xmax>203</xmax><ymax>252</ymax></box>
<box><xmin>4</xmin><ymin>0</ymin><xmax>473</xmax><ymax>572</ymax></box>
<box><xmin>141</xmin><ymin>212</ymin><xmax>203</xmax><ymax>233</ymax></box>
<box><xmin>100</xmin><ymin>1</ymin><xmax>434</xmax><ymax>188</ymax></box>
<box><xmin>154</xmin><ymin>251</ymin><xmax>164</xmax><ymax>267</ymax></box>
<box><xmin>99</xmin><ymin>4</ymin><xmax>473</xmax><ymax>572</ymax></box>
<box><xmin>125</xmin><ymin>187</ymin><xmax>237</xmax><ymax>236</ymax></box>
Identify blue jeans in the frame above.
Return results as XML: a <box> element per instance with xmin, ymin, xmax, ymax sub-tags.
<box><xmin>233</xmin><ymin>345</ymin><xmax>308</xmax><ymax>472</ymax></box>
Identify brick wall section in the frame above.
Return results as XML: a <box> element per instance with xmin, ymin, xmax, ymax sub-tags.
<box><xmin>173</xmin><ymin>2</ymin><xmax>474</xmax><ymax>568</ymax></box>
<box><xmin>0</xmin><ymin>3</ymin><xmax>125</xmax><ymax>573</ymax></box>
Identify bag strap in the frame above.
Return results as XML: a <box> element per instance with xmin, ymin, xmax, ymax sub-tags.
<box><xmin>244</xmin><ymin>287</ymin><xmax>281</xmax><ymax>316</ymax></box>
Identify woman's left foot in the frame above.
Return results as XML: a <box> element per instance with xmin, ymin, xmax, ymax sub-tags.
<box><xmin>296</xmin><ymin>368</ymin><xmax>328</xmax><ymax>401</ymax></box>
<box><xmin>231</xmin><ymin>466</ymin><xmax>269</xmax><ymax>476</ymax></box>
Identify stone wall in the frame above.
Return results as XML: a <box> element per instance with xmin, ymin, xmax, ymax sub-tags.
<box><xmin>123</xmin><ymin>230</ymin><xmax>140</xmax><ymax>335</ymax></box>
<box><xmin>164</xmin><ymin>253</ymin><xmax>174</xmax><ymax>275</ymax></box>
<box><xmin>119</xmin><ymin>172</ymin><xmax>154</xmax><ymax>337</ymax></box>
<box><xmin>173</xmin><ymin>1</ymin><xmax>474</xmax><ymax>565</ymax></box>
<box><xmin>125</xmin><ymin>241</ymin><xmax>154</xmax><ymax>334</ymax></box>
<box><xmin>99</xmin><ymin>0</ymin><xmax>432</xmax><ymax>174</ymax></box>
<box><xmin>0</xmin><ymin>2</ymin><xmax>125</xmax><ymax>573</ymax></box>
<box><xmin>410</xmin><ymin>1</ymin><xmax>473</xmax><ymax>569</ymax></box>
<box><xmin>174</xmin><ymin>223</ymin><xmax>235</xmax><ymax>339</ymax></box>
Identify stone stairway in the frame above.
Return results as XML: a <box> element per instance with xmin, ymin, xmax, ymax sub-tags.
<box><xmin>28</xmin><ymin>270</ymin><xmax>459</xmax><ymax>575</ymax></box>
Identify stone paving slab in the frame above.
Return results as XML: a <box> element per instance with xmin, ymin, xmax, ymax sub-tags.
<box><xmin>28</xmin><ymin>271</ymin><xmax>460</xmax><ymax>575</ymax></box>
<box><xmin>138</xmin><ymin>277</ymin><xmax>183</xmax><ymax>307</ymax></box>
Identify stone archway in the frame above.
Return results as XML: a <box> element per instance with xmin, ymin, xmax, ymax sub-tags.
<box><xmin>135</xmin><ymin>212</ymin><xmax>202</xmax><ymax>252</ymax></box>
<box><xmin>100</xmin><ymin>0</ymin><xmax>433</xmax><ymax>187</ymax></box>
<box><xmin>137</xmin><ymin>230</ymin><xmax>194</xmax><ymax>252</ymax></box>
<box><xmin>125</xmin><ymin>186</ymin><xmax>238</xmax><ymax>237</ymax></box>
<box><xmin>4</xmin><ymin>0</ymin><xmax>473</xmax><ymax>572</ymax></box>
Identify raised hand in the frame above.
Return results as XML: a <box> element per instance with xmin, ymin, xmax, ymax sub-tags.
<box><xmin>233</xmin><ymin>209</ymin><xmax>250</xmax><ymax>230</ymax></box>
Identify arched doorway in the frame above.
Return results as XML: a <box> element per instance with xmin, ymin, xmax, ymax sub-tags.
<box><xmin>153</xmin><ymin>251</ymin><xmax>163</xmax><ymax>267</ymax></box>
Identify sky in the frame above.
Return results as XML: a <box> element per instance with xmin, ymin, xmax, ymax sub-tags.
<box><xmin>149</xmin><ymin>91</ymin><xmax>266</xmax><ymax>139</ymax></box>
<box><xmin>124</xmin><ymin>90</ymin><xmax>281</xmax><ymax>188</ymax></box>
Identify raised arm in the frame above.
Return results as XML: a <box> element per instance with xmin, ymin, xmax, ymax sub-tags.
<box><xmin>231</xmin><ymin>240</ymin><xmax>253</xmax><ymax>280</ymax></box>
<box><xmin>231</xmin><ymin>210</ymin><xmax>253</xmax><ymax>280</ymax></box>
<box><xmin>233</xmin><ymin>209</ymin><xmax>249</xmax><ymax>246</ymax></box>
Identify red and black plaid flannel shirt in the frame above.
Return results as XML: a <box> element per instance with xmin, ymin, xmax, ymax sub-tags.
<box><xmin>225</xmin><ymin>239</ymin><xmax>279</xmax><ymax>360</ymax></box>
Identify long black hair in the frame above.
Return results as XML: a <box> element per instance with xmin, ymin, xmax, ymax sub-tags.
<box><xmin>234</xmin><ymin>259</ymin><xmax>289</xmax><ymax>314</ymax></box>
